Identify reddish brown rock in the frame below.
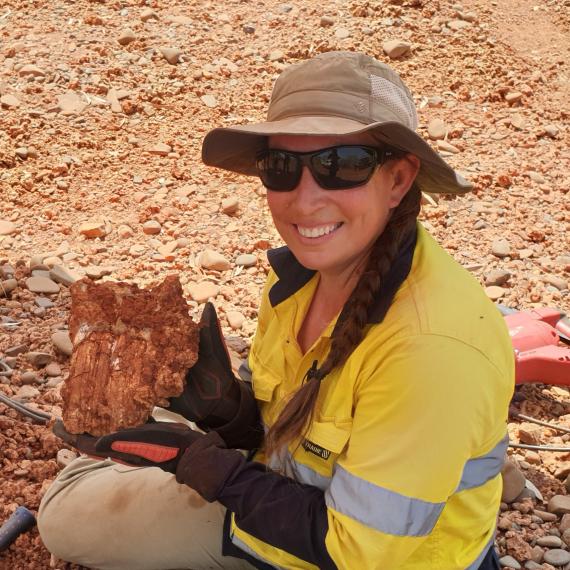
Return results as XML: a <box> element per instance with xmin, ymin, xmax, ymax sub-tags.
<box><xmin>61</xmin><ymin>275</ymin><xmax>199</xmax><ymax>436</ymax></box>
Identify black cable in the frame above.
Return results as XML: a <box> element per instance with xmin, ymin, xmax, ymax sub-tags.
<box><xmin>0</xmin><ymin>393</ymin><xmax>52</xmax><ymax>424</ymax></box>
<box><xmin>509</xmin><ymin>442</ymin><xmax>570</xmax><ymax>452</ymax></box>
<box><xmin>515</xmin><ymin>413</ymin><xmax>570</xmax><ymax>435</ymax></box>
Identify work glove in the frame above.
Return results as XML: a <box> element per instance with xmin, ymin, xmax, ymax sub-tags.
<box><xmin>175</xmin><ymin>430</ymin><xmax>245</xmax><ymax>502</ymax></box>
<box><xmin>168</xmin><ymin>302</ymin><xmax>263</xmax><ymax>449</ymax></box>
<box><xmin>53</xmin><ymin>419</ymin><xmax>206</xmax><ymax>474</ymax></box>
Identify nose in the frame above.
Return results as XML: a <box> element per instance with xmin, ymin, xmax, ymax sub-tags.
<box><xmin>289</xmin><ymin>166</ymin><xmax>327</xmax><ymax>212</ymax></box>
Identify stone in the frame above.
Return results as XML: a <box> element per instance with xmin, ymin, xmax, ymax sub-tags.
<box><xmin>15</xmin><ymin>146</ymin><xmax>28</xmax><ymax>159</ymax></box>
<box><xmin>427</xmin><ymin>118</ymin><xmax>447</xmax><ymax>140</ymax></box>
<box><xmin>199</xmin><ymin>249</ymin><xmax>231</xmax><ymax>271</ymax></box>
<box><xmin>14</xmin><ymin>385</ymin><xmax>40</xmax><ymax>401</ymax></box>
<box><xmin>543</xmin><ymin>549</ymin><xmax>570</xmax><ymax>566</ymax></box>
<box><xmin>510</xmin><ymin>114</ymin><xmax>526</xmax><ymax>130</ymax></box>
<box><xmin>45</xmin><ymin>362</ymin><xmax>62</xmax><ymax>377</ymax></box>
<box><xmin>447</xmin><ymin>19</ymin><xmax>471</xmax><ymax>30</ymax></box>
<box><xmin>235</xmin><ymin>254</ymin><xmax>257</xmax><ymax>267</ymax></box>
<box><xmin>268</xmin><ymin>50</ymin><xmax>285</xmax><ymax>62</ymax></box>
<box><xmin>52</xmin><ymin>331</ymin><xmax>73</xmax><ymax>356</ymax></box>
<box><xmin>436</xmin><ymin>140</ymin><xmax>460</xmax><ymax>153</ymax></box>
<box><xmin>536</xmin><ymin>536</ymin><xmax>563</xmax><ymax>548</ymax></box>
<box><xmin>0</xmin><ymin>279</ymin><xmax>18</xmax><ymax>296</ymax></box>
<box><xmin>484</xmin><ymin>269</ymin><xmax>511</xmax><ymax>286</ymax></box>
<box><xmin>57</xmin><ymin>448</ymin><xmax>78</xmax><ymax>469</ymax></box>
<box><xmin>79</xmin><ymin>221</ymin><xmax>108</xmax><ymax>239</ymax></box>
<box><xmin>491</xmin><ymin>239</ymin><xmax>511</xmax><ymax>258</ymax></box>
<box><xmin>548</xmin><ymin>495</ymin><xmax>570</xmax><ymax>515</ymax></box>
<box><xmin>129</xmin><ymin>244</ymin><xmax>146</xmax><ymax>257</ymax></box>
<box><xmin>320</xmin><ymin>16</ymin><xmax>335</xmax><ymax>26</ymax></box>
<box><xmin>505</xmin><ymin>91</ymin><xmax>523</xmax><ymax>104</ymax></box>
<box><xmin>187</xmin><ymin>281</ymin><xmax>220</xmax><ymax>303</ymax></box>
<box><xmin>527</xmin><ymin>171</ymin><xmax>545</xmax><ymax>184</ymax></box>
<box><xmin>142</xmin><ymin>220</ymin><xmax>162</xmax><ymax>235</ymax></box>
<box><xmin>200</xmin><ymin>94</ymin><xmax>218</xmax><ymax>108</ymax></box>
<box><xmin>20</xmin><ymin>371</ymin><xmax>39</xmax><ymax>384</ymax></box>
<box><xmin>558</xmin><ymin>512</ymin><xmax>570</xmax><ymax>533</ymax></box>
<box><xmin>140</xmin><ymin>8</ymin><xmax>159</xmax><ymax>21</ymax></box>
<box><xmin>221</xmin><ymin>197</ymin><xmax>239</xmax><ymax>214</ymax></box>
<box><xmin>0</xmin><ymin>94</ymin><xmax>21</xmax><ymax>108</ymax></box>
<box><xmin>18</xmin><ymin>64</ymin><xmax>46</xmax><ymax>77</ymax></box>
<box><xmin>106</xmin><ymin>88</ymin><xmax>123</xmax><ymax>113</ymax></box>
<box><xmin>50</xmin><ymin>265</ymin><xmax>81</xmax><ymax>286</ymax></box>
<box><xmin>118</xmin><ymin>29</ymin><xmax>137</xmax><ymax>46</ymax></box>
<box><xmin>62</xmin><ymin>276</ymin><xmax>200</xmax><ymax>436</ymax></box>
<box><xmin>485</xmin><ymin>286</ymin><xmax>505</xmax><ymax>300</ymax></box>
<box><xmin>242</xmin><ymin>24</ymin><xmax>256</xmax><ymax>34</ymax></box>
<box><xmin>562</xmin><ymin>528</ymin><xmax>570</xmax><ymax>546</ymax></box>
<box><xmin>518</xmin><ymin>423</ymin><xmax>542</xmax><ymax>445</ymax></box>
<box><xmin>382</xmin><ymin>39</ymin><xmax>411</xmax><ymax>59</ymax></box>
<box><xmin>157</xmin><ymin>241</ymin><xmax>178</xmax><ymax>261</ymax></box>
<box><xmin>25</xmin><ymin>352</ymin><xmax>52</xmax><ymax>367</ymax></box>
<box><xmin>543</xmin><ymin>124</ymin><xmax>559</xmax><ymax>138</ymax></box>
<box><xmin>543</xmin><ymin>275</ymin><xmax>568</xmax><ymax>291</ymax></box>
<box><xmin>25</xmin><ymin>276</ymin><xmax>60</xmax><ymax>294</ymax></box>
<box><xmin>529</xmin><ymin>545</ymin><xmax>545</xmax><ymax>564</ymax></box>
<box><xmin>0</xmin><ymin>220</ymin><xmax>16</xmax><ymax>235</ymax></box>
<box><xmin>502</xmin><ymin>459</ymin><xmax>526</xmax><ymax>503</ymax></box>
<box><xmin>35</xmin><ymin>297</ymin><xmax>55</xmax><ymax>308</ymax></box>
<box><xmin>534</xmin><ymin>509</ymin><xmax>557</xmax><ymax>522</ymax></box>
<box><xmin>499</xmin><ymin>556</ymin><xmax>521</xmax><ymax>569</ymax></box>
<box><xmin>160</xmin><ymin>47</ymin><xmax>183</xmax><ymax>64</ymax></box>
<box><xmin>5</xmin><ymin>344</ymin><xmax>28</xmax><ymax>357</ymax></box>
<box><xmin>335</xmin><ymin>27</ymin><xmax>350</xmax><ymax>39</ymax></box>
<box><xmin>118</xmin><ymin>225</ymin><xmax>134</xmax><ymax>238</ymax></box>
<box><xmin>85</xmin><ymin>265</ymin><xmax>114</xmax><ymax>280</ymax></box>
<box><xmin>148</xmin><ymin>143</ymin><xmax>172</xmax><ymax>156</ymax></box>
<box><xmin>56</xmin><ymin>92</ymin><xmax>87</xmax><ymax>115</ymax></box>
<box><xmin>524</xmin><ymin>562</ymin><xmax>542</xmax><ymax>570</ymax></box>
<box><xmin>226</xmin><ymin>311</ymin><xmax>245</xmax><ymax>330</ymax></box>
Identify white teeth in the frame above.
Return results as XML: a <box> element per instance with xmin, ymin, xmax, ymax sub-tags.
<box><xmin>297</xmin><ymin>223</ymin><xmax>341</xmax><ymax>238</ymax></box>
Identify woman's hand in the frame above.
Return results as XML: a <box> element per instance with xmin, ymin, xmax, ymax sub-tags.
<box><xmin>168</xmin><ymin>302</ymin><xmax>242</xmax><ymax>427</ymax></box>
<box><xmin>53</xmin><ymin>419</ymin><xmax>208</xmax><ymax>474</ymax></box>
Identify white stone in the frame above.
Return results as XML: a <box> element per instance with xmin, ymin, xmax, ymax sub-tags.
<box><xmin>187</xmin><ymin>281</ymin><xmax>220</xmax><ymax>303</ymax></box>
<box><xmin>199</xmin><ymin>249</ymin><xmax>231</xmax><ymax>271</ymax></box>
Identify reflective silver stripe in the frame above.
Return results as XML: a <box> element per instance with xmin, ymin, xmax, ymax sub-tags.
<box><xmin>465</xmin><ymin>533</ymin><xmax>495</xmax><ymax>570</ymax></box>
<box><xmin>238</xmin><ymin>360</ymin><xmax>253</xmax><ymax>383</ymax></box>
<box><xmin>456</xmin><ymin>435</ymin><xmax>508</xmax><ymax>493</ymax></box>
<box><xmin>231</xmin><ymin>533</ymin><xmax>283</xmax><ymax>569</ymax></box>
<box><xmin>267</xmin><ymin>449</ymin><xmax>332</xmax><ymax>491</ymax></box>
<box><xmin>325</xmin><ymin>465</ymin><xmax>445</xmax><ymax>536</ymax></box>
<box><xmin>292</xmin><ymin>461</ymin><xmax>331</xmax><ymax>491</ymax></box>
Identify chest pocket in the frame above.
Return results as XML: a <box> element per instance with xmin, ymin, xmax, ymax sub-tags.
<box><xmin>292</xmin><ymin>419</ymin><xmax>352</xmax><ymax>485</ymax></box>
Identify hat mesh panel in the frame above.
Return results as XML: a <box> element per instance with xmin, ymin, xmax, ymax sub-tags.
<box><xmin>370</xmin><ymin>74</ymin><xmax>418</xmax><ymax>130</ymax></box>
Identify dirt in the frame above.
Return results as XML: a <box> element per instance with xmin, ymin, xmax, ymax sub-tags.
<box><xmin>0</xmin><ymin>0</ymin><xmax>568</xmax><ymax>568</ymax></box>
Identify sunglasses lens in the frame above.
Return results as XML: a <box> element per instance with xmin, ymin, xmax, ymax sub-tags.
<box><xmin>310</xmin><ymin>146</ymin><xmax>377</xmax><ymax>190</ymax></box>
<box><xmin>256</xmin><ymin>150</ymin><xmax>301</xmax><ymax>191</ymax></box>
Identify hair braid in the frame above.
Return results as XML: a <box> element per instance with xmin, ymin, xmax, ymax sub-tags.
<box><xmin>264</xmin><ymin>183</ymin><xmax>422</xmax><ymax>458</ymax></box>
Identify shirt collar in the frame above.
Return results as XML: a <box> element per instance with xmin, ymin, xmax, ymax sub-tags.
<box><xmin>266</xmin><ymin>225</ymin><xmax>418</xmax><ymax>325</ymax></box>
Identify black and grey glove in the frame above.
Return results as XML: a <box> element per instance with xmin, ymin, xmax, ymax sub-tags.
<box><xmin>167</xmin><ymin>302</ymin><xmax>263</xmax><ymax>449</ymax></box>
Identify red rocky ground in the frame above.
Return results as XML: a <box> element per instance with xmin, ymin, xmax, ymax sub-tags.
<box><xmin>0</xmin><ymin>0</ymin><xmax>568</xmax><ymax>568</ymax></box>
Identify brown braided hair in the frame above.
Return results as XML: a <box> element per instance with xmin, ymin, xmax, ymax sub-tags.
<box><xmin>264</xmin><ymin>177</ymin><xmax>422</xmax><ymax>459</ymax></box>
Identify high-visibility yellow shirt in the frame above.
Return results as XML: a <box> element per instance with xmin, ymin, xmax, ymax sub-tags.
<box><xmin>229</xmin><ymin>223</ymin><xmax>514</xmax><ymax>570</ymax></box>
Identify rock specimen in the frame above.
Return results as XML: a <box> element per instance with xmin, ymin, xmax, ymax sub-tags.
<box><xmin>62</xmin><ymin>275</ymin><xmax>199</xmax><ymax>436</ymax></box>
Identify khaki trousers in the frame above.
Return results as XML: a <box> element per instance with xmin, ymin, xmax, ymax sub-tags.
<box><xmin>38</xmin><ymin>409</ymin><xmax>255</xmax><ymax>570</ymax></box>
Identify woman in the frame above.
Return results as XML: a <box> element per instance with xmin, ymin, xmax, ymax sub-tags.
<box><xmin>39</xmin><ymin>51</ymin><xmax>513</xmax><ymax>570</ymax></box>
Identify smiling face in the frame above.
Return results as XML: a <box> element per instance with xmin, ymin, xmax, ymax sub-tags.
<box><xmin>265</xmin><ymin>134</ymin><xmax>419</xmax><ymax>281</ymax></box>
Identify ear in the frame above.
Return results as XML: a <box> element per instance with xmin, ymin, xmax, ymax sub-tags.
<box><xmin>387</xmin><ymin>154</ymin><xmax>421</xmax><ymax>209</ymax></box>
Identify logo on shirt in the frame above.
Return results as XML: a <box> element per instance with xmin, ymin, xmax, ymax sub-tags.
<box><xmin>302</xmin><ymin>439</ymin><xmax>331</xmax><ymax>460</ymax></box>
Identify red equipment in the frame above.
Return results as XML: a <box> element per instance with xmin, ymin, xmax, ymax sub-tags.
<box><xmin>501</xmin><ymin>307</ymin><xmax>570</xmax><ymax>385</ymax></box>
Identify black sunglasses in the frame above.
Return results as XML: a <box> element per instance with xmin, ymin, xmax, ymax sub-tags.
<box><xmin>255</xmin><ymin>145</ymin><xmax>397</xmax><ymax>192</ymax></box>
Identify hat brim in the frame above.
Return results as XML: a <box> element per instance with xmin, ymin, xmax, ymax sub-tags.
<box><xmin>202</xmin><ymin>116</ymin><xmax>472</xmax><ymax>195</ymax></box>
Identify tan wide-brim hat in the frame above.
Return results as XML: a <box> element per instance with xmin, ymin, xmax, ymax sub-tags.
<box><xmin>202</xmin><ymin>51</ymin><xmax>472</xmax><ymax>195</ymax></box>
